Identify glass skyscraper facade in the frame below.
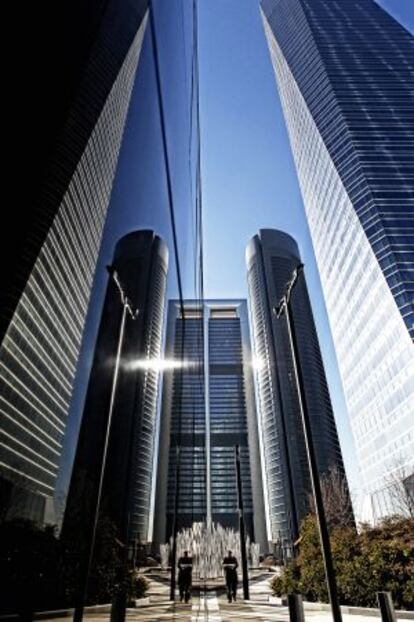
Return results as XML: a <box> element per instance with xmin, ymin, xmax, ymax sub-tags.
<box><xmin>1</xmin><ymin>0</ymin><xmax>204</xmax><ymax>530</ymax></box>
<box><xmin>2</xmin><ymin>0</ymin><xmax>205</xmax><ymax>613</ymax></box>
<box><xmin>0</xmin><ymin>9</ymin><xmax>149</xmax><ymax>524</ymax></box>
<box><xmin>153</xmin><ymin>300</ymin><xmax>267</xmax><ymax>552</ymax></box>
<box><xmin>261</xmin><ymin>0</ymin><xmax>414</xmax><ymax>517</ymax></box>
<box><xmin>247</xmin><ymin>229</ymin><xmax>349</xmax><ymax>549</ymax></box>
<box><xmin>1</xmin><ymin>0</ymin><xmax>150</xmax><ymax>344</ymax></box>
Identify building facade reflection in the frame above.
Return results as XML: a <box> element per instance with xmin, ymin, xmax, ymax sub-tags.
<box><xmin>153</xmin><ymin>300</ymin><xmax>267</xmax><ymax>552</ymax></box>
<box><xmin>63</xmin><ymin>230</ymin><xmax>168</xmax><ymax>549</ymax></box>
<box><xmin>0</xmin><ymin>2</ymin><xmax>150</xmax><ymax>525</ymax></box>
<box><xmin>247</xmin><ymin>229</ymin><xmax>350</xmax><ymax>549</ymax></box>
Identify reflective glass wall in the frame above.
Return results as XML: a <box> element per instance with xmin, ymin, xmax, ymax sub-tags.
<box><xmin>1</xmin><ymin>0</ymin><xmax>204</xmax><ymax>613</ymax></box>
<box><xmin>57</xmin><ymin>0</ymin><xmax>204</xmax><ymax>524</ymax></box>
<box><xmin>152</xmin><ymin>300</ymin><xmax>267</xmax><ymax>551</ymax></box>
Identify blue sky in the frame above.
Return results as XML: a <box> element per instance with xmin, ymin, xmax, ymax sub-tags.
<box><xmin>198</xmin><ymin>0</ymin><xmax>414</xmax><ymax>507</ymax></box>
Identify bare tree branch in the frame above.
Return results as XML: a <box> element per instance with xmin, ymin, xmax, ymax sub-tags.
<box><xmin>308</xmin><ymin>465</ymin><xmax>355</xmax><ymax>529</ymax></box>
<box><xmin>381</xmin><ymin>458</ymin><xmax>414</xmax><ymax>518</ymax></box>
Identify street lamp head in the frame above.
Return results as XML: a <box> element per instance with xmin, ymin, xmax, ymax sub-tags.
<box><xmin>273</xmin><ymin>299</ymin><xmax>285</xmax><ymax>318</ymax></box>
<box><xmin>273</xmin><ymin>262</ymin><xmax>305</xmax><ymax>317</ymax></box>
<box><xmin>124</xmin><ymin>298</ymin><xmax>140</xmax><ymax>321</ymax></box>
<box><xmin>292</xmin><ymin>262</ymin><xmax>304</xmax><ymax>282</ymax></box>
<box><xmin>106</xmin><ymin>266</ymin><xmax>139</xmax><ymax>320</ymax></box>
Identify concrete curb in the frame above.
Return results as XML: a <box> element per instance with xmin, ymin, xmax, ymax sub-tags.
<box><xmin>305</xmin><ymin>602</ymin><xmax>414</xmax><ymax>619</ymax></box>
<box><xmin>133</xmin><ymin>597</ymin><xmax>151</xmax><ymax>607</ymax></box>
<box><xmin>0</xmin><ymin>605</ymin><xmax>111</xmax><ymax>621</ymax></box>
<box><xmin>0</xmin><ymin>597</ymin><xmax>162</xmax><ymax>620</ymax></box>
<box><xmin>268</xmin><ymin>596</ymin><xmax>414</xmax><ymax>619</ymax></box>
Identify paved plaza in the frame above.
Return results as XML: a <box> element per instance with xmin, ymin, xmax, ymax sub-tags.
<box><xmin>42</xmin><ymin>571</ymin><xmax>412</xmax><ymax>622</ymax></box>
<box><xmin>43</xmin><ymin>598</ymin><xmax>399</xmax><ymax>622</ymax></box>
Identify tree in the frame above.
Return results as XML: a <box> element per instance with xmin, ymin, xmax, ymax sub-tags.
<box><xmin>60</xmin><ymin>511</ymin><xmax>123</xmax><ymax>606</ymax></box>
<box><xmin>0</xmin><ymin>468</ymin><xmax>34</xmax><ymax>525</ymax></box>
<box><xmin>126</xmin><ymin>570</ymin><xmax>150</xmax><ymax>604</ymax></box>
<box><xmin>270</xmin><ymin>514</ymin><xmax>414</xmax><ymax>610</ymax></box>
<box><xmin>0</xmin><ymin>519</ymin><xmax>62</xmax><ymax>615</ymax></box>
<box><xmin>382</xmin><ymin>460</ymin><xmax>414</xmax><ymax>519</ymax></box>
<box><xmin>0</xmin><ymin>510</ymin><xmax>124</xmax><ymax>615</ymax></box>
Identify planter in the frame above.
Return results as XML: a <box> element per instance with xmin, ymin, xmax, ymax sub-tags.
<box><xmin>134</xmin><ymin>597</ymin><xmax>150</xmax><ymax>607</ymax></box>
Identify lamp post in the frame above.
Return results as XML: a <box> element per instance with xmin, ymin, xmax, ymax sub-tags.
<box><xmin>73</xmin><ymin>266</ymin><xmax>138</xmax><ymax>622</ymax></box>
<box><xmin>235</xmin><ymin>444</ymin><xmax>249</xmax><ymax>600</ymax></box>
<box><xmin>169</xmin><ymin>445</ymin><xmax>181</xmax><ymax>601</ymax></box>
<box><xmin>273</xmin><ymin>264</ymin><xmax>342</xmax><ymax>622</ymax></box>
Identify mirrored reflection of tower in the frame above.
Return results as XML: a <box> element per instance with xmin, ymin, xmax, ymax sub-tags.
<box><xmin>153</xmin><ymin>300</ymin><xmax>267</xmax><ymax>552</ymax></box>
<box><xmin>247</xmin><ymin>229</ymin><xmax>350</xmax><ymax>549</ymax></box>
<box><xmin>0</xmin><ymin>2</ymin><xmax>150</xmax><ymax>524</ymax></box>
<box><xmin>63</xmin><ymin>230</ymin><xmax>168</xmax><ymax>547</ymax></box>
<box><xmin>261</xmin><ymin>0</ymin><xmax>414</xmax><ymax>518</ymax></box>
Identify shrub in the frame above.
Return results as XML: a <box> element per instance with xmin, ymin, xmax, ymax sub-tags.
<box><xmin>0</xmin><ymin>519</ymin><xmax>62</xmax><ymax>614</ymax></box>
<box><xmin>127</xmin><ymin>570</ymin><xmax>150</xmax><ymax>602</ymax></box>
<box><xmin>134</xmin><ymin>574</ymin><xmax>150</xmax><ymax>599</ymax></box>
<box><xmin>270</xmin><ymin>562</ymin><xmax>300</xmax><ymax>597</ymax></box>
<box><xmin>61</xmin><ymin>513</ymin><xmax>123</xmax><ymax>606</ymax></box>
<box><xmin>271</xmin><ymin>515</ymin><xmax>414</xmax><ymax>610</ymax></box>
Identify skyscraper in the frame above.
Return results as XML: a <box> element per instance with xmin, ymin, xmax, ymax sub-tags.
<box><xmin>64</xmin><ymin>230</ymin><xmax>168</xmax><ymax>547</ymax></box>
<box><xmin>0</xmin><ymin>2</ymin><xmax>150</xmax><ymax>523</ymax></box>
<box><xmin>247</xmin><ymin>229</ymin><xmax>349</xmax><ymax>548</ymax></box>
<box><xmin>261</xmin><ymin>0</ymin><xmax>414</xmax><ymax>517</ymax></box>
<box><xmin>2</xmin><ymin>1</ymin><xmax>150</xmax><ymax>342</ymax></box>
<box><xmin>153</xmin><ymin>300</ymin><xmax>267</xmax><ymax>552</ymax></box>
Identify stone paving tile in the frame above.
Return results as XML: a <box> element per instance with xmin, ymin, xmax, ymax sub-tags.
<box><xmin>43</xmin><ymin>601</ymin><xmax>388</xmax><ymax>622</ymax></box>
<box><xmin>41</xmin><ymin>570</ymin><xmax>395</xmax><ymax>622</ymax></box>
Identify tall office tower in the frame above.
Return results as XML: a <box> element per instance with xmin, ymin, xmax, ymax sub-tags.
<box><xmin>261</xmin><ymin>0</ymin><xmax>414</xmax><ymax>519</ymax></box>
<box><xmin>153</xmin><ymin>300</ymin><xmax>267</xmax><ymax>552</ymax></box>
<box><xmin>0</xmin><ymin>1</ymin><xmax>150</xmax><ymax>522</ymax></box>
<box><xmin>247</xmin><ymin>229</ymin><xmax>349</xmax><ymax>548</ymax></box>
<box><xmin>63</xmin><ymin>230</ymin><xmax>168</xmax><ymax>547</ymax></box>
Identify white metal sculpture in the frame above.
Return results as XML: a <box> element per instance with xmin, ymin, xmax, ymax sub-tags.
<box><xmin>164</xmin><ymin>522</ymin><xmax>259</xmax><ymax>579</ymax></box>
<box><xmin>160</xmin><ymin>543</ymin><xmax>170</xmax><ymax>570</ymax></box>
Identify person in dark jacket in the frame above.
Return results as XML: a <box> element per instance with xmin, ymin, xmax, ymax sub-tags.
<box><xmin>178</xmin><ymin>550</ymin><xmax>193</xmax><ymax>603</ymax></box>
<box><xmin>222</xmin><ymin>550</ymin><xmax>238</xmax><ymax>602</ymax></box>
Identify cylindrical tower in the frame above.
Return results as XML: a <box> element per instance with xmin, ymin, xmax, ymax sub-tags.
<box><xmin>247</xmin><ymin>229</ymin><xmax>350</xmax><ymax>550</ymax></box>
<box><xmin>63</xmin><ymin>229</ymin><xmax>168</xmax><ymax>550</ymax></box>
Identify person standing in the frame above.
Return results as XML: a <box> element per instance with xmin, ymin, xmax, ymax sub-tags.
<box><xmin>178</xmin><ymin>550</ymin><xmax>193</xmax><ymax>603</ymax></box>
<box><xmin>223</xmin><ymin>550</ymin><xmax>238</xmax><ymax>602</ymax></box>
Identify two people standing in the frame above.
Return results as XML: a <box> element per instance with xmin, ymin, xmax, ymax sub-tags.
<box><xmin>177</xmin><ymin>549</ymin><xmax>239</xmax><ymax>604</ymax></box>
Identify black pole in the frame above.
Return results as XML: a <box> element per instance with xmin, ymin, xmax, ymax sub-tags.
<box><xmin>288</xmin><ymin>593</ymin><xmax>305</xmax><ymax>622</ymax></box>
<box><xmin>377</xmin><ymin>592</ymin><xmax>396</xmax><ymax>622</ymax></box>
<box><xmin>169</xmin><ymin>446</ymin><xmax>180</xmax><ymax>601</ymax></box>
<box><xmin>110</xmin><ymin>511</ymin><xmax>132</xmax><ymax>622</ymax></box>
<box><xmin>110</xmin><ymin>538</ymin><xmax>128</xmax><ymax>622</ymax></box>
<box><xmin>235</xmin><ymin>445</ymin><xmax>249</xmax><ymax>600</ymax></box>
<box><xmin>112</xmin><ymin>287</ymin><xmax>145</xmax><ymax>622</ymax></box>
<box><xmin>278</xmin><ymin>530</ymin><xmax>283</xmax><ymax>565</ymax></box>
<box><xmin>73</xmin><ymin>299</ymin><xmax>128</xmax><ymax>622</ymax></box>
<box><xmin>277</xmin><ymin>273</ymin><xmax>342</xmax><ymax>622</ymax></box>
